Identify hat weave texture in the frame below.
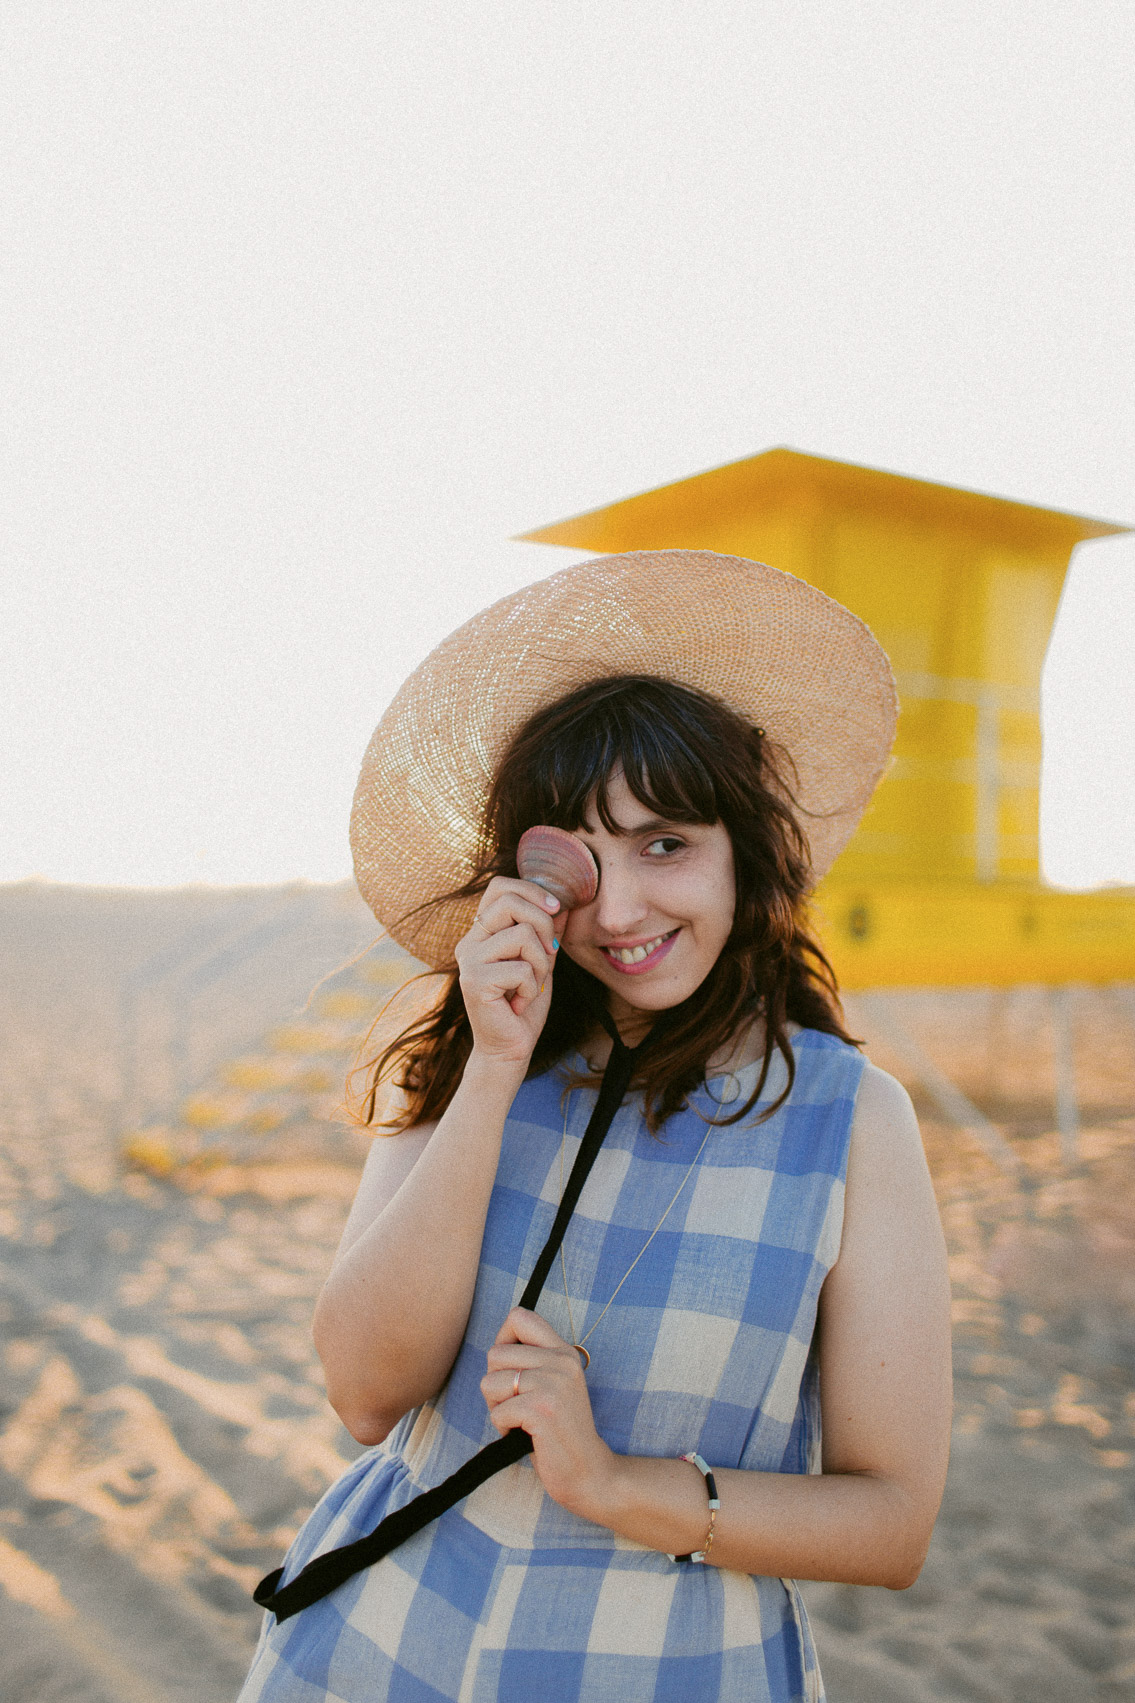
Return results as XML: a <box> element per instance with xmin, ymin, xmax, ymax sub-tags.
<box><xmin>350</xmin><ymin>550</ymin><xmax>897</xmax><ymax>968</ymax></box>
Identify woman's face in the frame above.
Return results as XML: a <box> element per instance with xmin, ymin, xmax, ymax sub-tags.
<box><xmin>558</xmin><ymin>768</ymin><xmax>736</xmax><ymax>1030</ymax></box>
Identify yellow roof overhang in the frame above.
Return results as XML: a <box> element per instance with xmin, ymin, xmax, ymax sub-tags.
<box><xmin>517</xmin><ymin>447</ymin><xmax>1130</xmax><ymax>555</ymax></box>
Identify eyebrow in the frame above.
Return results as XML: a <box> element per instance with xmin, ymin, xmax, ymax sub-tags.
<box><xmin>581</xmin><ymin>813</ymin><xmax>693</xmax><ymax>838</ymax></box>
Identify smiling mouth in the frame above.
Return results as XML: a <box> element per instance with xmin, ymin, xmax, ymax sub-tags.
<box><xmin>600</xmin><ymin>929</ymin><xmax>679</xmax><ymax>967</ymax></box>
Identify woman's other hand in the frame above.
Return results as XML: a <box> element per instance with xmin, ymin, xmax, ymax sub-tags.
<box><xmin>455</xmin><ymin>878</ymin><xmax>562</xmax><ymax>1069</ymax></box>
<box><xmin>481</xmin><ymin>1308</ymin><xmax>616</xmax><ymax>1519</ymax></box>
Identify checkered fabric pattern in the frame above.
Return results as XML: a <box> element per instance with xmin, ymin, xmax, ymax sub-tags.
<box><xmin>240</xmin><ymin>1029</ymin><xmax>864</xmax><ymax>1703</ymax></box>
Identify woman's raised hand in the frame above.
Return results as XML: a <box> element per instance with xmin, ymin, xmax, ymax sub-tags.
<box><xmin>454</xmin><ymin>876</ymin><xmax>562</xmax><ymax>1069</ymax></box>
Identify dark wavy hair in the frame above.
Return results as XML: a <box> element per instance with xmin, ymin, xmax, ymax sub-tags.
<box><xmin>351</xmin><ymin>674</ymin><xmax>858</xmax><ymax>1134</ymax></box>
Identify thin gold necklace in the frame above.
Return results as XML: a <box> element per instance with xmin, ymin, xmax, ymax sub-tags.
<box><xmin>557</xmin><ymin>1086</ymin><xmax>714</xmax><ymax>1369</ymax></box>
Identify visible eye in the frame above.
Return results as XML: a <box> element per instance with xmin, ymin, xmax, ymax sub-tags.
<box><xmin>643</xmin><ymin>836</ymin><xmax>686</xmax><ymax>858</ymax></box>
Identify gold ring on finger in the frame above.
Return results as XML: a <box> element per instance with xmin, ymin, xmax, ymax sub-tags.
<box><xmin>512</xmin><ymin>1369</ymin><xmax>522</xmax><ymax>1398</ymax></box>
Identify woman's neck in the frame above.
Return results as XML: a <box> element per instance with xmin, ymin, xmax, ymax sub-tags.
<box><xmin>584</xmin><ymin>995</ymin><xmax>765</xmax><ymax>1074</ymax></box>
<box><xmin>604</xmin><ymin>992</ymin><xmax>656</xmax><ymax>1049</ymax></box>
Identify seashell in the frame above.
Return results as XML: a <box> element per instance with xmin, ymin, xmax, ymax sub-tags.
<box><xmin>516</xmin><ymin>825</ymin><xmax>599</xmax><ymax>910</ymax></box>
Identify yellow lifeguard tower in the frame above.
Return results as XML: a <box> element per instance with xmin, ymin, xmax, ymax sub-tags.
<box><xmin>521</xmin><ymin>448</ymin><xmax>1135</xmax><ymax>990</ymax></box>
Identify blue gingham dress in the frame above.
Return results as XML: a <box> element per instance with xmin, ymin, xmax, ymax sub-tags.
<box><xmin>241</xmin><ymin>1027</ymin><xmax>864</xmax><ymax>1703</ymax></box>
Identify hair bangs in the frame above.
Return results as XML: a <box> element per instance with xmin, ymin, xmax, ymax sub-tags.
<box><xmin>528</xmin><ymin>681</ymin><xmax>723</xmax><ymax>839</ymax></box>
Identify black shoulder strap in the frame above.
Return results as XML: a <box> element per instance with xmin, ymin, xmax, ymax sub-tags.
<box><xmin>255</xmin><ymin>1026</ymin><xmax>643</xmax><ymax>1622</ymax></box>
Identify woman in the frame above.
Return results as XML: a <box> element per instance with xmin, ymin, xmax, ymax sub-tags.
<box><xmin>241</xmin><ymin>550</ymin><xmax>952</xmax><ymax>1703</ymax></box>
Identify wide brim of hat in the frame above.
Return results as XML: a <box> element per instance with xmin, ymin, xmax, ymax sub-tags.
<box><xmin>350</xmin><ymin>550</ymin><xmax>897</xmax><ymax>968</ymax></box>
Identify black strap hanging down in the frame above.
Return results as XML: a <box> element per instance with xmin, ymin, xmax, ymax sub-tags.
<box><xmin>255</xmin><ymin>1024</ymin><xmax>644</xmax><ymax>1623</ymax></box>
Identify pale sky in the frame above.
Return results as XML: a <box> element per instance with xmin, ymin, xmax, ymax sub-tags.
<box><xmin>2</xmin><ymin>1</ymin><xmax>1133</xmax><ymax>892</ymax></box>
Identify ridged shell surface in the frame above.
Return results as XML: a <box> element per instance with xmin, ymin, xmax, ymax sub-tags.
<box><xmin>516</xmin><ymin>826</ymin><xmax>599</xmax><ymax>910</ymax></box>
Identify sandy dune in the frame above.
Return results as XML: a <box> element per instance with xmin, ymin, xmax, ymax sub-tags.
<box><xmin>0</xmin><ymin>883</ymin><xmax>1131</xmax><ymax>1701</ymax></box>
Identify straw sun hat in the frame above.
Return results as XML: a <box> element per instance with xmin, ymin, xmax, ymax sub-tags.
<box><xmin>350</xmin><ymin>550</ymin><xmax>897</xmax><ymax>968</ymax></box>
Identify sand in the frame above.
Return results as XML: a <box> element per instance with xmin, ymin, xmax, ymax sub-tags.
<box><xmin>0</xmin><ymin>883</ymin><xmax>1132</xmax><ymax>1701</ymax></box>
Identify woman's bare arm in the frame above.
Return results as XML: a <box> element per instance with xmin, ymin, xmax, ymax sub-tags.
<box><xmin>313</xmin><ymin>875</ymin><xmax>562</xmax><ymax>1444</ymax></box>
<box><xmin>313</xmin><ymin>1058</ymin><xmax>524</xmax><ymax>1444</ymax></box>
<box><xmin>809</xmin><ymin>1061</ymin><xmax>953</xmax><ymax>1581</ymax></box>
<box><xmin>482</xmin><ymin>1062</ymin><xmax>952</xmax><ymax>1588</ymax></box>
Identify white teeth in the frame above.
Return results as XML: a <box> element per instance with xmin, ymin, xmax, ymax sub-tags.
<box><xmin>608</xmin><ymin>934</ymin><xmax>668</xmax><ymax>965</ymax></box>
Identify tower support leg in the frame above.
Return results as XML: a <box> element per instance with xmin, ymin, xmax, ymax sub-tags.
<box><xmin>1050</xmin><ymin>986</ymin><xmax>1079</xmax><ymax>1167</ymax></box>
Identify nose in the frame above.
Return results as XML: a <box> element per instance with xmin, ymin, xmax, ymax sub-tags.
<box><xmin>591</xmin><ymin>849</ymin><xmax>651</xmax><ymax>936</ymax></box>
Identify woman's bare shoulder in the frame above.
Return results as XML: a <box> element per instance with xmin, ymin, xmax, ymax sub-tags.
<box><xmin>334</xmin><ymin>1120</ymin><xmax>439</xmax><ymax>1261</ymax></box>
<box><xmin>842</xmin><ymin>1059</ymin><xmax>939</xmax><ymax>1246</ymax></box>
<box><xmin>850</xmin><ymin>1059</ymin><xmax>920</xmax><ymax>1152</ymax></box>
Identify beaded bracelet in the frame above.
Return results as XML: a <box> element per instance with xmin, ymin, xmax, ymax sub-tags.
<box><xmin>672</xmin><ymin>1452</ymin><xmax>720</xmax><ymax>1564</ymax></box>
